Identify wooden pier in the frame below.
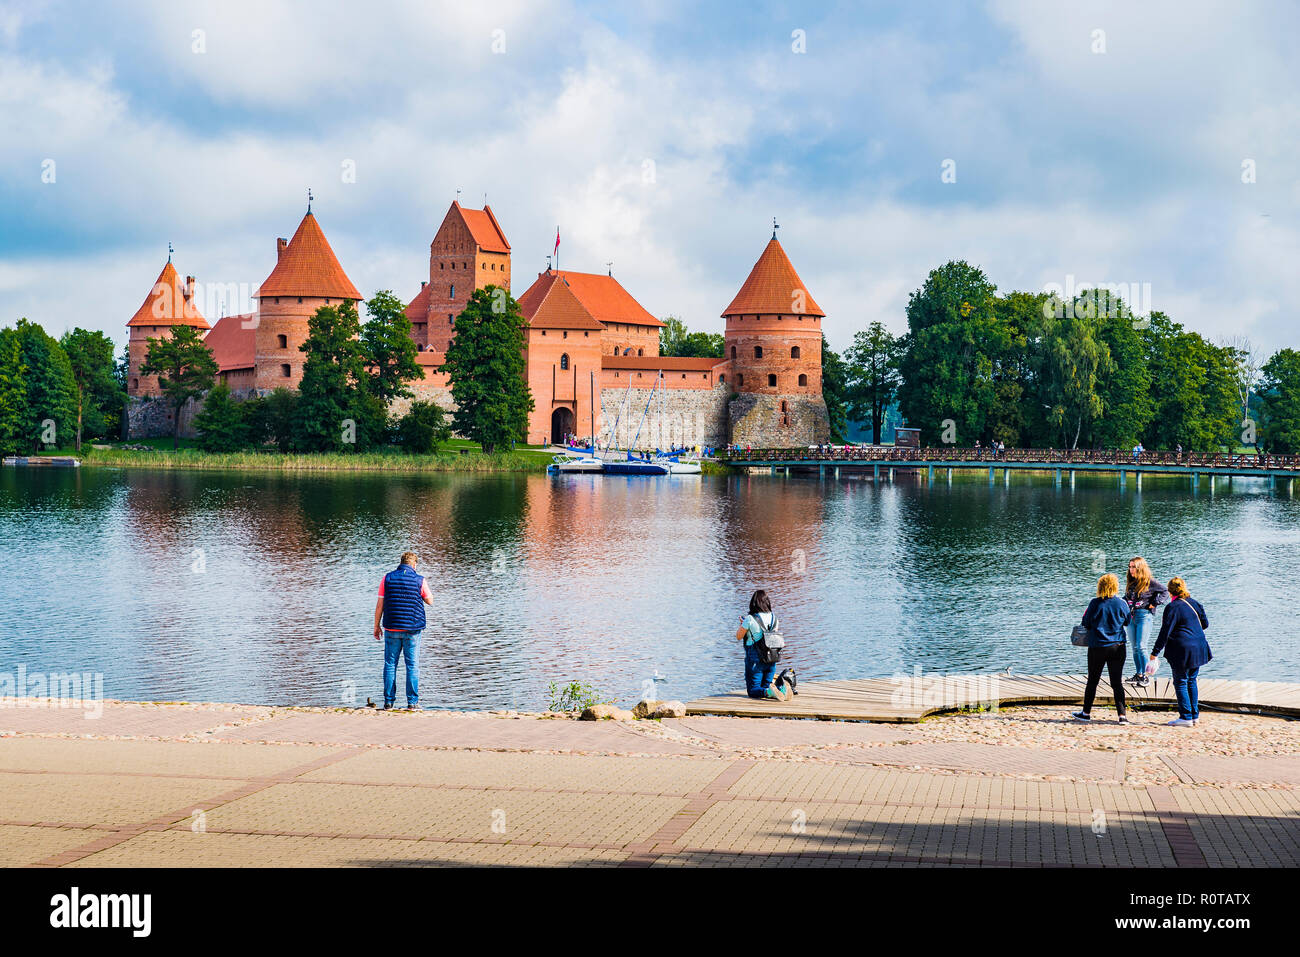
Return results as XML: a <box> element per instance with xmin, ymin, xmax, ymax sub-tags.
<box><xmin>686</xmin><ymin>673</ymin><xmax>1300</xmax><ymax>722</ymax></box>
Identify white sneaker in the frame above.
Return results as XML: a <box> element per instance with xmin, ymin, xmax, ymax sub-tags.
<box><xmin>1166</xmin><ymin>718</ymin><xmax>1195</xmax><ymax>727</ymax></box>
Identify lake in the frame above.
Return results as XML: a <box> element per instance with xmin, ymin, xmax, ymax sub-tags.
<box><xmin>1</xmin><ymin>465</ymin><xmax>1296</xmax><ymax>709</ymax></box>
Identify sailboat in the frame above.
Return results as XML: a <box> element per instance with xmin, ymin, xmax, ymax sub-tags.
<box><xmin>600</xmin><ymin>374</ymin><xmax>671</xmax><ymax>475</ymax></box>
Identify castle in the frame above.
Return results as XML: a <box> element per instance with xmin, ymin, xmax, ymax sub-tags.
<box><xmin>125</xmin><ymin>201</ymin><xmax>830</xmax><ymax>448</ymax></box>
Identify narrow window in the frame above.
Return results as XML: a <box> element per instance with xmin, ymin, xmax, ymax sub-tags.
<box><xmin>277</xmin><ymin>334</ymin><xmax>287</xmax><ymax>349</ymax></box>
<box><xmin>736</xmin><ymin>374</ymin><xmax>744</xmax><ymax>387</ymax></box>
<box><xmin>798</xmin><ymin>373</ymin><xmax>808</xmax><ymax>386</ymax></box>
<box><xmin>768</xmin><ymin>374</ymin><xmax>777</xmax><ymax>387</ymax></box>
<box><xmin>560</xmin><ymin>353</ymin><xmax>569</xmax><ymax>370</ymax></box>
<box><xmin>450</xmin><ymin>284</ymin><xmax>455</xmax><ymax>298</ymax></box>
<box><xmin>281</xmin><ymin>363</ymin><xmax>291</xmax><ymax>377</ymax></box>
<box><xmin>755</xmin><ymin>345</ymin><xmax>763</xmax><ymax>358</ymax></box>
<box><xmin>563</xmin><ymin>330</ymin><xmax>568</xmax><ymax>338</ymax></box>
<box><xmin>297</xmin><ymin>297</ymin><xmax>303</xmax><ymax>303</ymax></box>
<box><xmin>730</xmin><ymin>346</ymin><xmax>736</xmax><ymax>359</ymax></box>
<box><xmin>719</xmin><ymin>374</ymin><xmax>726</xmax><ymax>384</ymax></box>
<box><xmin>637</xmin><ymin>348</ymin><xmax>644</xmax><ymax>356</ymax></box>
<box><xmin>791</xmin><ymin>345</ymin><xmax>801</xmax><ymax>359</ymax></box>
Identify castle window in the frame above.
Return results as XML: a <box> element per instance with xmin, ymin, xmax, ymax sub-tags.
<box><xmin>325</xmin><ymin>298</ymin><xmax>330</xmax><ymax>304</ymax></box>
<box><xmin>584</xmin><ymin>331</ymin><xmax>589</xmax><ymax>337</ymax></box>
<box><xmin>281</xmin><ymin>364</ymin><xmax>291</xmax><ymax>377</ymax></box>
<box><xmin>768</xmin><ymin>374</ymin><xmax>777</xmax><ymax>387</ymax></box>
<box><xmin>482</xmin><ymin>263</ymin><xmax>486</xmax><ymax>269</ymax></box>
<box><xmin>681</xmin><ymin>374</ymin><xmax>686</xmax><ymax>379</ymax></box>
<box><xmin>277</xmin><ymin>334</ymin><xmax>288</xmax><ymax>349</ymax></box>
<box><xmin>451</xmin><ymin>262</ymin><xmax>455</xmax><ymax>270</ymax></box>
<box><xmin>736</xmin><ymin>374</ymin><xmax>743</xmax><ymax>387</ymax></box>
<box><xmin>440</xmin><ymin>263</ymin><xmax>444</xmax><ymax>269</ymax></box>
<box><xmin>798</xmin><ymin>373</ymin><xmax>808</xmax><ymax>387</ymax></box>
<box><xmin>131</xmin><ymin>378</ymin><xmax>138</xmax><ymax>391</ymax></box>
<box><xmin>731</xmin><ymin>346</ymin><xmax>736</xmax><ymax>359</ymax></box>
<box><xmin>560</xmin><ymin>353</ymin><xmax>569</xmax><ymax>370</ymax></box>
<box><xmin>719</xmin><ymin>374</ymin><xmax>726</xmax><ymax>384</ymax></box>
<box><xmin>563</xmin><ymin>330</ymin><xmax>568</xmax><ymax>338</ymax></box>
<box><xmin>450</xmin><ymin>285</ymin><xmax>455</xmax><ymax>298</ymax></box>
<box><xmin>297</xmin><ymin>297</ymin><xmax>303</xmax><ymax>303</ymax></box>
<box><xmin>637</xmin><ymin>348</ymin><xmax>643</xmax><ymax>356</ymax></box>
<box><xmin>781</xmin><ymin>401</ymin><xmax>788</xmax><ymax>412</ymax></box>
<box><xmin>791</xmin><ymin>346</ymin><xmax>801</xmax><ymax>359</ymax></box>
<box><xmin>754</xmin><ymin>346</ymin><xmax>763</xmax><ymax>358</ymax></box>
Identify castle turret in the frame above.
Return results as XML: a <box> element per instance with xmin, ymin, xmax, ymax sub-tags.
<box><xmin>419</xmin><ymin>201</ymin><xmax>511</xmax><ymax>353</ymax></box>
<box><xmin>126</xmin><ymin>260</ymin><xmax>210</xmax><ymax>397</ymax></box>
<box><xmin>722</xmin><ymin>234</ymin><xmax>829</xmax><ymax>445</ymax></box>
<box><xmin>252</xmin><ymin>210</ymin><xmax>361</xmax><ymax>391</ymax></box>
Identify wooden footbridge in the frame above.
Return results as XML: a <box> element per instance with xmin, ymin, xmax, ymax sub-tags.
<box><xmin>716</xmin><ymin>446</ymin><xmax>1300</xmax><ymax>491</ymax></box>
<box><xmin>686</xmin><ymin>673</ymin><xmax>1300</xmax><ymax>723</ymax></box>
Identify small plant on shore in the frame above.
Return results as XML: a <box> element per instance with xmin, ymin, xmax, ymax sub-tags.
<box><xmin>546</xmin><ymin>680</ymin><xmax>611</xmax><ymax>713</ymax></box>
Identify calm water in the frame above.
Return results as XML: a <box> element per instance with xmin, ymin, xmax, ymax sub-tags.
<box><xmin>1</xmin><ymin>466</ymin><xmax>1297</xmax><ymax>709</ymax></box>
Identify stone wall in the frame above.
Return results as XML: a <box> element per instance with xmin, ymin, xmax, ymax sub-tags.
<box><xmin>126</xmin><ymin>395</ymin><xmax>204</xmax><ymax>440</ymax></box>
<box><xmin>728</xmin><ymin>392</ymin><xmax>830</xmax><ymax>448</ymax></box>
<box><xmin>600</xmin><ymin>383</ymin><xmax>732</xmax><ymax>450</ymax></box>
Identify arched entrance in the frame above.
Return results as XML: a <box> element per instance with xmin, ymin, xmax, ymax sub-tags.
<box><xmin>551</xmin><ymin>406</ymin><xmax>575</xmax><ymax>445</ymax></box>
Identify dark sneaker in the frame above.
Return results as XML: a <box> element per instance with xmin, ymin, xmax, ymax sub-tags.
<box><xmin>1117</xmin><ymin>715</ymin><xmax>1130</xmax><ymax>724</ymax></box>
<box><xmin>382</xmin><ymin>702</ymin><xmax>394</xmax><ymax>711</ymax></box>
<box><xmin>1071</xmin><ymin>711</ymin><xmax>1091</xmax><ymax>721</ymax></box>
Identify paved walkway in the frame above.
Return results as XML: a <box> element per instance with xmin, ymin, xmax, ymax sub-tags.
<box><xmin>2</xmin><ymin>699</ymin><xmax>1297</xmax><ymax>867</ymax></box>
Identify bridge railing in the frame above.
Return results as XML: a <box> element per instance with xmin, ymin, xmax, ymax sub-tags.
<box><xmin>714</xmin><ymin>446</ymin><xmax>1300</xmax><ymax>471</ymax></box>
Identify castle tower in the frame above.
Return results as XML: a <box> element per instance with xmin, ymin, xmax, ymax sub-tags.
<box><xmin>253</xmin><ymin>209</ymin><xmax>361</xmax><ymax>392</ymax></box>
<box><xmin>126</xmin><ymin>260</ymin><xmax>210</xmax><ymax>397</ymax></box>
<box><xmin>421</xmin><ymin>201</ymin><xmax>510</xmax><ymax>353</ymax></box>
<box><xmin>722</xmin><ymin>233</ymin><xmax>830</xmax><ymax>445</ymax></box>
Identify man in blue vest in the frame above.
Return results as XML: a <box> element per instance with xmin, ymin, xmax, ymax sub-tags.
<box><xmin>373</xmin><ymin>551</ymin><xmax>432</xmax><ymax>710</ymax></box>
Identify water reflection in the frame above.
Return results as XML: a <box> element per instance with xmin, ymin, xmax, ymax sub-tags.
<box><xmin>0</xmin><ymin>467</ymin><xmax>1295</xmax><ymax>709</ymax></box>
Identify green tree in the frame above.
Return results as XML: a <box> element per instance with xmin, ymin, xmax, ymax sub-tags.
<box><xmin>1036</xmin><ymin>301</ymin><xmax>1110</xmax><ymax>449</ymax></box>
<box><xmin>1259</xmin><ymin>349</ymin><xmax>1300</xmax><ymax>453</ymax></box>
<box><xmin>395</xmin><ymin>400</ymin><xmax>452</xmax><ymax>453</ymax></box>
<box><xmin>820</xmin><ymin>334</ymin><xmax>849</xmax><ymax>442</ymax></box>
<box><xmin>362</xmin><ymin>290</ymin><xmax>423</xmax><ymax>403</ymax></box>
<box><xmin>896</xmin><ymin>261</ymin><xmax>1003</xmax><ymax>445</ymax></box>
<box><xmin>59</xmin><ymin>328</ymin><xmax>120</xmax><ymax>451</ymax></box>
<box><xmin>1091</xmin><ymin>298</ymin><xmax>1154</xmax><ymax>449</ymax></box>
<box><xmin>659</xmin><ymin>316</ymin><xmax>724</xmax><ymax>358</ymax></box>
<box><xmin>0</xmin><ymin>327</ymin><xmax>28</xmax><ymax>456</ymax></box>
<box><xmin>293</xmin><ymin>301</ymin><xmax>374</xmax><ymax>452</ymax></box>
<box><xmin>440</xmin><ymin>285</ymin><xmax>533</xmax><ymax>453</ymax></box>
<box><xmin>192</xmin><ymin>382</ymin><xmax>247</xmax><ymax>452</ymax></box>
<box><xmin>844</xmin><ymin>322</ymin><xmax>902</xmax><ymax>445</ymax></box>
<box><xmin>253</xmin><ymin>387</ymin><xmax>299</xmax><ymax>452</ymax></box>
<box><xmin>14</xmin><ymin>319</ymin><xmax>77</xmax><ymax>451</ymax></box>
<box><xmin>1143</xmin><ymin>314</ymin><xmax>1239</xmax><ymax>451</ymax></box>
<box><xmin>140</xmin><ymin>325</ymin><xmax>218</xmax><ymax>450</ymax></box>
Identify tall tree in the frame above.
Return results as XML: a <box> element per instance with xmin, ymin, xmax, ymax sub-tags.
<box><xmin>844</xmin><ymin>322</ymin><xmax>902</xmax><ymax>444</ymax></box>
<box><xmin>659</xmin><ymin>315</ymin><xmax>724</xmax><ymax>358</ymax></box>
<box><xmin>1091</xmin><ymin>296</ymin><xmax>1154</xmax><ymax>449</ymax></box>
<box><xmin>820</xmin><ymin>334</ymin><xmax>849</xmax><ymax>443</ymax></box>
<box><xmin>14</xmin><ymin>319</ymin><xmax>77</xmax><ymax>451</ymax></box>
<box><xmin>1037</xmin><ymin>301</ymin><xmax>1110</xmax><ymax>449</ymax></box>
<box><xmin>1259</xmin><ymin>349</ymin><xmax>1300</xmax><ymax>453</ymax></box>
<box><xmin>140</xmin><ymin>325</ymin><xmax>218</xmax><ymax>450</ymax></box>
<box><xmin>1222</xmin><ymin>335</ymin><xmax>1264</xmax><ymax>444</ymax></box>
<box><xmin>293</xmin><ymin>301</ymin><xmax>375</xmax><ymax>452</ymax></box>
<box><xmin>0</xmin><ymin>327</ymin><xmax>27</xmax><ymax>456</ymax></box>
<box><xmin>361</xmin><ymin>290</ymin><xmax>423</xmax><ymax>404</ymax></box>
<box><xmin>192</xmin><ymin>381</ymin><xmax>247</xmax><ymax>452</ymax></box>
<box><xmin>440</xmin><ymin>285</ymin><xmax>533</xmax><ymax>453</ymax></box>
<box><xmin>59</xmin><ymin>328</ymin><xmax>120</xmax><ymax>452</ymax></box>
<box><xmin>896</xmin><ymin>261</ymin><xmax>1003</xmax><ymax>445</ymax></box>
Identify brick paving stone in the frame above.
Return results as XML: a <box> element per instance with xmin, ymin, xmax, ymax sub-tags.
<box><xmin>0</xmin><ymin>737</ymin><xmax>343</xmax><ymax>779</ymax></box>
<box><xmin>831</xmin><ymin>741</ymin><xmax>1123</xmax><ymax>780</ymax></box>
<box><xmin>0</xmin><ymin>700</ymin><xmax>268</xmax><ymax>737</ymax></box>
<box><xmin>1162</xmin><ymin>753</ymin><xmax>1300</xmax><ymax>787</ymax></box>
<box><xmin>0</xmin><ymin>824</ymin><xmax>112</xmax><ymax>867</ymax></box>
<box><xmin>0</xmin><ymin>770</ymin><xmax>246</xmax><ymax>829</ymax></box>
<box><xmin>664</xmin><ymin>716</ymin><xmax>914</xmax><ymax>749</ymax></box>
<box><xmin>301</xmin><ymin>749</ymin><xmax>730</xmax><ymax>795</ymax></box>
<box><xmin>214</xmin><ymin>711</ymin><xmax>708</xmax><ymax>755</ymax></box>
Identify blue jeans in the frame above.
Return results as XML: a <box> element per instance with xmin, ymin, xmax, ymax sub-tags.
<box><xmin>383</xmin><ymin>630</ymin><xmax>422</xmax><ymax>708</ymax></box>
<box><xmin>744</xmin><ymin>643</ymin><xmax>776</xmax><ymax>699</ymax></box>
<box><xmin>1171</xmin><ymin>665</ymin><xmax>1200</xmax><ymax>720</ymax></box>
<box><xmin>1127</xmin><ymin>609</ymin><xmax>1153</xmax><ymax>676</ymax></box>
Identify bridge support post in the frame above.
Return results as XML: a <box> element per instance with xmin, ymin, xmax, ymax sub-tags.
<box><xmin>947</xmin><ymin>468</ymin><xmax>952</xmax><ymax>485</ymax></box>
<box><xmin>1004</xmin><ymin>468</ymin><xmax>1010</xmax><ymax>486</ymax></box>
<box><xmin>889</xmin><ymin>468</ymin><xmax>895</xmax><ymax>482</ymax></box>
<box><xmin>927</xmin><ymin>465</ymin><xmax>934</xmax><ymax>486</ymax></box>
<box><xmin>770</xmin><ymin>465</ymin><xmax>776</xmax><ymax>476</ymax></box>
<box><xmin>1192</xmin><ymin>472</ymin><xmax>1199</xmax><ymax>492</ymax></box>
<box><xmin>1136</xmin><ymin>471</ymin><xmax>1142</xmax><ymax>490</ymax></box>
<box><xmin>873</xmin><ymin>464</ymin><xmax>880</xmax><ymax>482</ymax></box>
<box><xmin>1054</xmin><ymin>468</ymin><xmax>1061</xmax><ymax>487</ymax></box>
<box><xmin>1069</xmin><ymin>470</ymin><xmax>1075</xmax><ymax>488</ymax></box>
<box><xmin>1210</xmin><ymin>475</ymin><xmax>1216</xmax><ymax>494</ymax></box>
<box><xmin>988</xmin><ymin>466</ymin><xmax>994</xmax><ymax>485</ymax></box>
<box><xmin>818</xmin><ymin>465</ymin><xmax>825</xmax><ymax>479</ymax></box>
<box><xmin>834</xmin><ymin>467</ymin><xmax>840</xmax><ymax>479</ymax></box>
<box><xmin>1119</xmin><ymin>470</ymin><xmax>1126</xmax><ymax>489</ymax></box>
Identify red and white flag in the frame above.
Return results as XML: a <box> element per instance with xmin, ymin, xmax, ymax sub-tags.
<box><xmin>554</xmin><ymin>228</ymin><xmax>560</xmax><ymax>256</ymax></box>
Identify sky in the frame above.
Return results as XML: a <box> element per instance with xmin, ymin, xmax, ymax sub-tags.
<box><xmin>1</xmin><ymin>0</ymin><xmax>1297</xmax><ymax>355</ymax></box>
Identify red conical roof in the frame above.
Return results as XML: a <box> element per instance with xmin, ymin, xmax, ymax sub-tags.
<box><xmin>721</xmin><ymin>237</ymin><xmax>824</xmax><ymax>318</ymax></box>
<box><xmin>257</xmin><ymin>212</ymin><xmax>362</xmax><ymax>300</ymax></box>
<box><xmin>126</xmin><ymin>260</ymin><xmax>209</xmax><ymax>328</ymax></box>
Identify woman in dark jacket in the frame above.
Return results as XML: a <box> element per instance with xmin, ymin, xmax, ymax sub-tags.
<box><xmin>1073</xmin><ymin>574</ymin><xmax>1133</xmax><ymax>723</ymax></box>
<box><xmin>1149</xmin><ymin>577</ymin><xmax>1212</xmax><ymax>727</ymax></box>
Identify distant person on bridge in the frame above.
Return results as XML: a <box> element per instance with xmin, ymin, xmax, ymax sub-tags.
<box><xmin>372</xmin><ymin>551</ymin><xmax>433</xmax><ymax>711</ymax></box>
<box><xmin>1150</xmin><ymin>577</ymin><xmax>1212</xmax><ymax>727</ymax></box>
<box><xmin>1124</xmin><ymin>557</ymin><xmax>1167</xmax><ymax>688</ymax></box>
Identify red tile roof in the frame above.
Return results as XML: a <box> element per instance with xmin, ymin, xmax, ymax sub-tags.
<box><xmin>721</xmin><ymin>237</ymin><xmax>824</xmax><ymax>318</ymax></box>
<box><xmin>126</xmin><ymin>261</ymin><xmax>210</xmax><ymax>328</ymax></box>
<box><xmin>518</xmin><ymin>270</ymin><xmax>662</xmax><ymax>328</ymax></box>
<box><xmin>602</xmin><ymin>355</ymin><xmax>723</xmax><ymax>371</ymax></box>
<box><xmin>520</xmin><ymin>274</ymin><xmax>604</xmax><ymax>331</ymax></box>
<box><xmin>454</xmin><ymin>202</ymin><xmax>510</xmax><ymax>253</ymax></box>
<box><xmin>404</xmin><ymin>283</ymin><xmax>430</xmax><ymax>322</ymax></box>
<box><xmin>256</xmin><ymin>212</ymin><xmax>362</xmax><ymax>301</ymax></box>
<box><xmin>203</xmin><ymin>313</ymin><xmax>256</xmax><ymax>371</ymax></box>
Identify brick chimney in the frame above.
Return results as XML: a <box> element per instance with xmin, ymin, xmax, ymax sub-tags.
<box><xmin>421</xmin><ymin>280</ymin><xmax>427</xmax><ymax>289</ymax></box>
<box><xmin>184</xmin><ymin>275</ymin><xmax>196</xmax><ymax>301</ymax></box>
<box><xmin>277</xmin><ymin>237</ymin><xmax>288</xmax><ymax>260</ymax></box>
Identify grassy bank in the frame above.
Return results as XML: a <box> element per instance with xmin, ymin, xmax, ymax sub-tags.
<box><xmin>76</xmin><ymin>442</ymin><xmax>552</xmax><ymax>473</ymax></box>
